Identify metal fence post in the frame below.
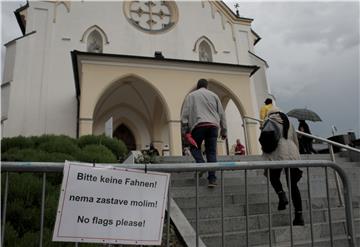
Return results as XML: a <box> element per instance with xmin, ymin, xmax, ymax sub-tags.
<box><xmin>1</xmin><ymin>172</ymin><xmax>9</xmax><ymax>247</ymax></box>
<box><xmin>40</xmin><ymin>173</ymin><xmax>46</xmax><ymax>247</ymax></box>
<box><xmin>221</xmin><ymin>170</ymin><xmax>225</xmax><ymax>247</ymax></box>
<box><xmin>287</xmin><ymin>169</ymin><xmax>293</xmax><ymax>247</ymax></box>
<box><xmin>306</xmin><ymin>167</ymin><xmax>314</xmax><ymax>247</ymax></box>
<box><xmin>266</xmin><ymin>169</ymin><xmax>272</xmax><ymax>247</ymax></box>
<box><xmin>195</xmin><ymin>171</ymin><xmax>199</xmax><ymax>247</ymax></box>
<box><xmin>166</xmin><ymin>182</ymin><xmax>171</xmax><ymax>247</ymax></box>
<box><xmin>245</xmin><ymin>170</ymin><xmax>249</xmax><ymax>247</ymax></box>
<box><xmin>325</xmin><ymin>167</ymin><xmax>334</xmax><ymax>247</ymax></box>
<box><xmin>329</xmin><ymin>144</ymin><xmax>344</xmax><ymax>206</ymax></box>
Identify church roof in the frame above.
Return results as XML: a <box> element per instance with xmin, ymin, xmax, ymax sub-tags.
<box><xmin>71</xmin><ymin>50</ymin><xmax>260</xmax><ymax>97</ymax></box>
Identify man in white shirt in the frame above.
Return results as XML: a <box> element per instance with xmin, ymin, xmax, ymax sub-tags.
<box><xmin>181</xmin><ymin>79</ymin><xmax>227</xmax><ymax>187</ymax></box>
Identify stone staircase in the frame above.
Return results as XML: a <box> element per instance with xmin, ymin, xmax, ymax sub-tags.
<box><xmin>160</xmin><ymin>153</ymin><xmax>360</xmax><ymax>246</ymax></box>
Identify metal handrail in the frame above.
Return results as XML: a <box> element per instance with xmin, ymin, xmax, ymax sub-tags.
<box><xmin>1</xmin><ymin>160</ymin><xmax>357</xmax><ymax>247</ymax></box>
<box><xmin>243</xmin><ymin>115</ymin><xmax>360</xmax><ymax>154</ymax></box>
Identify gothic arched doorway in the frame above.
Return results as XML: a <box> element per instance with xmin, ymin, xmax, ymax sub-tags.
<box><xmin>113</xmin><ymin>124</ymin><xmax>136</xmax><ymax>151</ymax></box>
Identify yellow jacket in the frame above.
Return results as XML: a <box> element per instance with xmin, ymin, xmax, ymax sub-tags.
<box><xmin>260</xmin><ymin>103</ymin><xmax>273</xmax><ymax>121</ymax></box>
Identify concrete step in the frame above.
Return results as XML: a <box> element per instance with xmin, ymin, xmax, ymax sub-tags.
<box><xmin>254</xmin><ymin>235</ymin><xmax>360</xmax><ymax>247</ymax></box>
<box><xmin>170</xmin><ymin>180</ymin><xmax>342</xmax><ymax>197</ymax></box>
<box><xmin>160</xmin><ymin>154</ymin><xmax>341</xmax><ymax>163</ymax></box>
<box><xmin>188</xmin><ymin>207</ymin><xmax>360</xmax><ymax>235</ymax></box>
<box><xmin>200</xmin><ymin>219</ymin><xmax>360</xmax><ymax>247</ymax></box>
<box><xmin>160</xmin><ymin>154</ymin><xmax>351</xmax><ymax>164</ymax></box>
<box><xmin>180</xmin><ymin>200</ymin><xmax>360</xmax><ymax>220</ymax></box>
<box><xmin>172</xmin><ymin>190</ymin><xmax>350</xmax><ymax>209</ymax></box>
<box><xmin>170</xmin><ymin>168</ymin><xmax>341</xmax><ymax>181</ymax></box>
<box><xmin>170</xmin><ymin>166</ymin><xmax>355</xmax><ymax>181</ymax></box>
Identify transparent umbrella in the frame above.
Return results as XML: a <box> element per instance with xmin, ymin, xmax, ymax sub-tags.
<box><xmin>287</xmin><ymin>108</ymin><xmax>322</xmax><ymax>122</ymax></box>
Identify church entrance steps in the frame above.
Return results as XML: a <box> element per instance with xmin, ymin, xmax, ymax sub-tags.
<box><xmin>254</xmin><ymin>235</ymin><xmax>360</xmax><ymax>247</ymax></box>
<box><xmin>181</xmin><ymin>204</ymin><xmax>360</xmax><ymax>222</ymax></box>
<box><xmin>200</xmin><ymin>219</ymin><xmax>360</xmax><ymax>247</ymax></box>
<box><xmin>187</xmin><ymin>207</ymin><xmax>360</xmax><ymax>235</ymax></box>
<box><xmin>173</xmin><ymin>191</ymin><xmax>350</xmax><ymax>209</ymax></box>
<box><xmin>161</xmin><ymin>153</ymin><xmax>359</xmax><ymax>246</ymax></box>
<box><xmin>170</xmin><ymin>180</ymin><xmax>342</xmax><ymax>195</ymax></box>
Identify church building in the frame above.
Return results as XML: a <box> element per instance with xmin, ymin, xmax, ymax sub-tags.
<box><xmin>2</xmin><ymin>1</ymin><xmax>271</xmax><ymax>155</ymax></box>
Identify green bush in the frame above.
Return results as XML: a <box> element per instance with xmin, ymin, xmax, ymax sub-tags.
<box><xmin>98</xmin><ymin>135</ymin><xmax>127</xmax><ymax>159</ymax></box>
<box><xmin>1</xmin><ymin>136</ymin><xmax>34</xmax><ymax>153</ymax></box>
<box><xmin>2</xmin><ymin>148</ymin><xmax>75</xmax><ymax>162</ymax></box>
<box><xmin>31</xmin><ymin>135</ymin><xmax>77</xmax><ymax>148</ymax></box>
<box><xmin>77</xmin><ymin>135</ymin><xmax>100</xmax><ymax>148</ymax></box>
<box><xmin>1</xmin><ymin>134</ymin><xmax>129</xmax><ymax>246</ymax></box>
<box><xmin>2</xmin><ymin>148</ymin><xmax>50</xmax><ymax>162</ymax></box>
<box><xmin>78</xmin><ymin>135</ymin><xmax>128</xmax><ymax>159</ymax></box>
<box><xmin>78</xmin><ymin>144</ymin><xmax>117</xmax><ymax>163</ymax></box>
<box><xmin>38</xmin><ymin>138</ymin><xmax>80</xmax><ymax>157</ymax></box>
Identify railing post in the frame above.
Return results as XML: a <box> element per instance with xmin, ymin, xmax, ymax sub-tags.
<box><xmin>266</xmin><ymin>169</ymin><xmax>272</xmax><ymax>247</ymax></box>
<box><xmin>329</xmin><ymin>144</ymin><xmax>344</xmax><ymax>207</ymax></box>
<box><xmin>325</xmin><ymin>167</ymin><xmax>334</xmax><ymax>247</ymax></box>
<box><xmin>195</xmin><ymin>171</ymin><xmax>199</xmax><ymax>247</ymax></box>
<box><xmin>40</xmin><ymin>173</ymin><xmax>46</xmax><ymax>247</ymax></box>
<box><xmin>287</xmin><ymin>169</ymin><xmax>294</xmax><ymax>247</ymax></box>
<box><xmin>1</xmin><ymin>172</ymin><xmax>9</xmax><ymax>247</ymax></box>
<box><xmin>221</xmin><ymin>170</ymin><xmax>225</xmax><ymax>247</ymax></box>
<box><xmin>245</xmin><ymin>170</ymin><xmax>249</xmax><ymax>247</ymax></box>
<box><xmin>306</xmin><ymin>168</ymin><xmax>314</xmax><ymax>247</ymax></box>
<box><xmin>166</xmin><ymin>182</ymin><xmax>171</xmax><ymax>247</ymax></box>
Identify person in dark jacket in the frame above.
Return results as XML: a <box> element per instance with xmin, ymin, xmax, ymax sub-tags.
<box><xmin>298</xmin><ymin>120</ymin><xmax>317</xmax><ymax>154</ymax></box>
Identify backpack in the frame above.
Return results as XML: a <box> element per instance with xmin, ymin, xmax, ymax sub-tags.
<box><xmin>259</xmin><ymin>118</ymin><xmax>281</xmax><ymax>153</ymax></box>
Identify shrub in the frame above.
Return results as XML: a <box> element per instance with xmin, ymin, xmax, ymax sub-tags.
<box><xmin>77</xmin><ymin>135</ymin><xmax>100</xmax><ymax>148</ymax></box>
<box><xmin>30</xmin><ymin>135</ymin><xmax>77</xmax><ymax>148</ymax></box>
<box><xmin>2</xmin><ymin>148</ymin><xmax>49</xmax><ymax>162</ymax></box>
<box><xmin>78</xmin><ymin>144</ymin><xmax>117</xmax><ymax>163</ymax></box>
<box><xmin>1</xmin><ymin>136</ymin><xmax>34</xmax><ymax>153</ymax></box>
<box><xmin>1</xmin><ymin>134</ymin><xmax>126</xmax><ymax>246</ymax></box>
<box><xmin>78</xmin><ymin>135</ymin><xmax>128</xmax><ymax>159</ymax></box>
<box><xmin>99</xmin><ymin>135</ymin><xmax>128</xmax><ymax>159</ymax></box>
<box><xmin>38</xmin><ymin>139</ymin><xmax>80</xmax><ymax>157</ymax></box>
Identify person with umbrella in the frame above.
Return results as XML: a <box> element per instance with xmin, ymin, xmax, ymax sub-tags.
<box><xmin>287</xmin><ymin>108</ymin><xmax>322</xmax><ymax>154</ymax></box>
<box><xmin>298</xmin><ymin>120</ymin><xmax>317</xmax><ymax>154</ymax></box>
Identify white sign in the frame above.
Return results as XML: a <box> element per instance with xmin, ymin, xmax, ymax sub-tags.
<box><xmin>52</xmin><ymin>161</ymin><xmax>170</xmax><ymax>245</ymax></box>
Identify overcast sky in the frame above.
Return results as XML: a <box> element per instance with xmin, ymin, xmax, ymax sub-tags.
<box><xmin>1</xmin><ymin>1</ymin><xmax>359</xmax><ymax>139</ymax></box>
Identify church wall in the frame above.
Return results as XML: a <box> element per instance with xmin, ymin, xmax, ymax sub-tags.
<box><xmin>249</xmin><ymin>55</ymin><xmax>270</xmax><ymax>118</ymax></box>
<box><xmin>48</xmin><ymin>1</ymin><xmax>252</xmax><ymax>63</ymax></box>
<box><xmin>2</xmin><ymin>43</ymin><xmax>16</xmax><ymax>84</ymax></box>
<box><xmin>3</xmin><ymin>1</ymin><xmax>265</xmax><ymax>154</ymax></box>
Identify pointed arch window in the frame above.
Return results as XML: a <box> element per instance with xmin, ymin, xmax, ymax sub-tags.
<box><xmin>199</xmin><ymin>40</ymin><xmax>213</xmax><ymax>62</ymax></box>
<box><xmin>81</xmin><ymin>25</ymin><xmax>109</xmax><ymax>53</ymax></box>
<box><xmin>87</xmin><ymin>30</ymin><xmax>103</xmax><ymax>53</ymax></box>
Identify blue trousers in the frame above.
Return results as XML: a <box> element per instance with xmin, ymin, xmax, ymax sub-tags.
<box><xmin>190</xmin><ymin>126</ymin><xmax>218</xmax><ymax>182</ymax></box>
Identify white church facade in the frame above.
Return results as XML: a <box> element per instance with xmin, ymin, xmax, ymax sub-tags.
<box><xmin>2</xmin><ymin>1</ymin><xmax>271</xmax><ymax>155</ymax></box>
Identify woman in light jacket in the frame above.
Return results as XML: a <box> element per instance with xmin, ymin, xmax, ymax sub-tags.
<box><xmin>263</xmin><ymin>108</ymin><xmax>304</xmax><ymax>226</ymax></box>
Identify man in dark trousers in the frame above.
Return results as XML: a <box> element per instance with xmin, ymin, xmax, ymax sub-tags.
<box><xmin>181</xmin><ymin>79</ymin><xmax>227</xmax><ymax>187</ymax></box>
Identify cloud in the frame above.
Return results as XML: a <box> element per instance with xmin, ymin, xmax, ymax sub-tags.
<box><xmin>231</xmin><ymin>1</ymin><xmax>360</xmax><ymax>137</ymax></box>
<box><xmin>281</xmin><ymin>2</ymin><xmax>359</xmax><ymax>52</ymax></box>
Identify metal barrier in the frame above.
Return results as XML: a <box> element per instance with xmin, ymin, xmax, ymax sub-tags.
<box><xmin>1</xmin><ymin>160</ymin><xmax>357</xmax><ymax>247</ymax></box>
<box><xmin>243</xmin><ymin>115</ymin><xmax>360</xmax><ymax>207</ymax></box>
